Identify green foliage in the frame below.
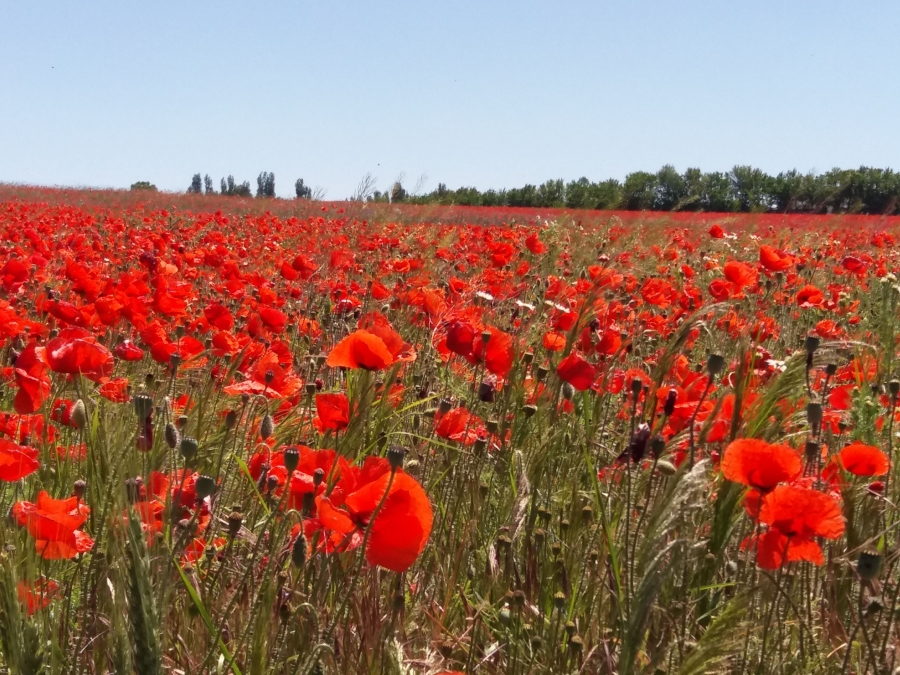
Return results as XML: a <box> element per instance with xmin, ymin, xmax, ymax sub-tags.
<box><xmin>130</xmin><ymin>181</ymin><xmax>157</xmax><ymax>191</ymax></box>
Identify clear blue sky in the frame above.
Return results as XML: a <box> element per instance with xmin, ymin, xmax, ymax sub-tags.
<box><xmin>2</xmin><ymin>1</ymin><xmax>898</xmax><ymax>199</ymax></box>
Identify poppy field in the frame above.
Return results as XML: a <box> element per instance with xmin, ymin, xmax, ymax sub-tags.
<box><xmin>3</xmin><ymin>185</ymin><xmax>900</xmax><ymax>674</ymax></box>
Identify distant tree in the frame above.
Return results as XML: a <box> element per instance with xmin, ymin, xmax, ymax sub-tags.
<box><xmin>295</xmin><ymin>178</ymin><xmax>312</xmax><ymax>200</ymax></box>
<box><xmin>130</xmin><ymin>181</ymin><xmax>157</xmax><ymax>191</ymax></box>
<box><xmin>187</xmin><ymin>173</ymin><xmax>203</xmax><ymax>194</ymax></box>
<box><xmin>204</xmin><ymin>174</ymin><xmax>214</xmax><ymax>195</ymax></box>
<box><xmin>653</xmin><ymin>165</ymin><xmax>687</xmax><ymax>211</ymax></box>
<box><xmin>700</xmin><ymin>172</ymin><xmax>737</xmax><ymax>212</ymax></box>
<box><xmin>256</xmin><ymin>172</ymin><xmax>275</xmax><ymax>198</ymax></box>
<box><xmin>621</xmin><ymin>172</ymin><xmax>658</xmax><ymax>210</ymax></box>
<box><xmin>537</xmin><ymin>179</ymin><xmax>565</xmax><ymax>207</ymax></box>
<box><xmin>730</xmin><ymin>165</ymin><xmax>773</xmax><ymax>212</ymax></box>
<box><xmin>390</xmin><ymin>181</ymin><xmax>407</xmax><ymax>203</ymax></box>
<box><xmin>352</xmin><ymin>173</ymin><xmax>378</xmax><ymax>202</ymax></box>
<box><xmin>221</xmin><ymin>175</ymin><xmax>252</xmax><ymax>197</ymax></box>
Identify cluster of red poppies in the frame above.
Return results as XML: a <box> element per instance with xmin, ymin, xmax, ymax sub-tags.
<box><xmin>1</xmin><ymin>187</ymin><xmax>899</xmax><ymax>642</ymax></box>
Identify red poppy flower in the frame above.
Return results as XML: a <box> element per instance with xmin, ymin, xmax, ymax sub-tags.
<box><xmin>0</xmin><ymin>439</ymin><xmax>40</xmax><ymax>481</ymax></box>
<box><xmin>308</xmin><ymin>464</ymin><xmax>433</xmax><ymax>572</ymax></box>
<box><xmin>795</xmin><ymin>285</ymin><xmax>824</xmax><ymax>308</ymax></box>
<box><xmin>708</xmin><ymin>224</ymin><xmax>725</xmax><ymax>239</ymax></box>
<box><xmin>721</xmin><ymin>439</ymin><xmax>802</xmax><ymax>490</ymax></box>
<box><xmin>12</xmin><ymin>491</ymin><xmax>93</xmax><ymax>559</ymax></box>
<box><xmin>446</xmin><ymin>320</ymin><xmax>477</xmax><ymax>357</ymax></box>
<box><xmin>434</xmin><ymin>407</ymin><xmax>484</xmax><ymax>445</ymax></box>
<box><xmin>723</xmin><ymin>261</ymin><xmax>757</xmax><ymax>289</ymax></box>
<box><xmin>326</xmin><ymin>330</ymin><xmax>395</xmax><ymax>371</ymax></box>
<box><xmin>315</xmin><ymin>392</ymin><xmax>350</xmax><ymax>432</ymax></box>
<box><xmin>839</xmin><ymin>443</ymin><xmax>889</xmax><ymax>477</ymax></box>
<box><xmin>17</xmin><ymin>578</ymin><xmax>59</xmax><ymax>615</ymax></box>
<box><xmin>557</xmin><ymin>351</ymin><xmax>598</xmax><ymax>391</ymax></box>
<box><xmin>469</xmin><ymin>326</ymin><xmax>514</xmax><ymax>377</ymax></box>
<box><xmin>759</xmin><ymin>245</ymin><xmax>792</xmax><ymax>272</ymax></box>
<box><xmin>13</xmin><ymin>342</ymin><xmax>50</xmax><ymax>414</ymax></box>
<box><xmin>99</xmin><ymin>378</ymin><xmax>131</xmax><ymax>403</ymax></box>
<box><xmin>44</xmin><ymin>327</ymin><xmax>113</xmax><ymax>382</ymax></box>
<box><xmin>114</xmin><ymin>339</ymin><xmax>145</xmax><ymax>361</ymax></box>
<box><xmin>224</xmin><ymin>350</ymin><xmax>303</xmax><ymax>399</ymax></box>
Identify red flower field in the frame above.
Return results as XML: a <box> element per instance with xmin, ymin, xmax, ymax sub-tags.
<box><xmin>0</xmin><ymin>184</ymin><xmax>899</xmax><ymax>673</ymax></box>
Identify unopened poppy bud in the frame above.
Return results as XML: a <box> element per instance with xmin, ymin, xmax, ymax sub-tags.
<box><xmin>561</xmin><ymin>382</ymin><xmax>575</xmax><ymax>401</ymax></box>
<box><xmin>260</xmin><ymin>414</ymin><xmax>275</xmax><ymax>440</ymax></box>
<box><xmin>225</xmin><ymin>410</ymin><xmax>238</xmax><ymax>430</ymax></box>
<box><xmin>73</xmin><ymin>479</ymin><xmax>86</xmax><ymax>499</ymax></box>
<box><xmin>291</xmin><ymin>533</ymin><xmax>307</xmax><ymax>568</ymax></box>
<box><xmin>164</xmin><ymin>422</ymin><xmax>179</xmax><ymax>449</ymax></box>
<box><xmin>180</xmin><ymin>437</ymin><xmax>198</xmax><ymax>461</ymax></box>
<box><xmin>664</xmin><ymin>388</ymin><xmax>677</xmax><ymax>416</ymax></box>
<box><xmin>133</xmin><ymin>393</ymin><xmax>153</xmax><ymax>422</ymax></box>
<box><xmin>227</xmin><ymin>511</ymin><xmax>243</xmax><ymax>538</ymax></box>
<box><xmin>241</xmin><ymin>392</ymin><xmax>251</xmax><ymax>405</ymax></box>
<box><xmin>313</xmin><ymin>467</ymin><xmax>325</xmax><ymax>487</ymax></box>
<box><xmin>195</xmin><ymin>475</ymin><xmax>216</xmax><ymax>500</ymax></box>
<box><xmin>650</xmin><ymin>435</ymin><xmax>666</xmax><ymax>459</ymax></box>
<box><xmin>706</xmin><ymin>354</ymin><xmax>725</xmax><ymax>377</ymax></box>
<box><xmin>857</xmin><ymin>551</ymin><xmax>881</xmax><ymax>580</ymax></box>
<box><xmin>806</xmin><ymin>402</ymin><xmax>823</xmax><ymax>434</ymax></box>
<box><xmin>71</xmin><ymin>399</ymin><xmax>87</xmax><ymax>430</ymax></box>
<box><xmin>283</xmin><ymin>446</ymin><xmax>300</xmax><ymax>473</ymax></box>
<box><xmin>387</xmin><ymin>446</ymin><xmax>406</xmax><ymax>470</ymax></box>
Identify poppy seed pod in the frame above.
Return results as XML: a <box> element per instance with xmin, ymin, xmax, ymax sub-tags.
<box><xmin>164</xmin><ymin>422</ymin><xmax>179</xmax><ymax>449</ymax></box>
<box><xmin>227</xmin><ymin>511</ymin><xmax>243</xmax><ymax>538</ymax></box>
<box><xmin>536</xmin><ymin>365</ymin><xmax>549</xmax><ymax>382</ymax></box>
<box><xmin>804</xmin><ymin>335</ymin><xmax>820</xmax><ymax>356</ymax></box>
<box><xmin>387</xmin><ymin>446</ymin><xmax>406</xmax><ymax>470</ymax></box>
<box><xmin>194</xmin><ymin>475</ymin><xmax>216</xmax><ymax>500</ymax></box>
<box><xmin>260</xmin><ymin>415</ymin><xmax>275</xmax><ymax>441</ymax></box>
<box><xmin>438</xmin><ymin>398</ymin><xmax>453</xmax><ymax>415</ymax></box>
<box><xmin>180</xmin><ymin>437</ymin><xmax>198</xmax><ymax>461</ymax></box>
<box><xmin>305</xmin><ymin>382</ymin><xmax>317</xmax><ymax>396</ymax></box>
<box><xmin>133</xmin><ymin>393</ymin><xmax>153</xmax><ymax>423</ymax></box>
<box><xmin>890</xmin><ymin>380</ymin><xmax>900</xmax><ymax>398</ymax></box>
<box><xmin>73</xmin><ymin>479</ymin><xmax>86</xmax><ymax>499</ymax></box>
<box><xmin>856</xmin><ymin>550</ymin><xmax>881</xmax><ymax>581</ymax></box>
<box><xmin>706</xmin><ymin>354</ymin><xmax>725</xmax><ymax>377</ymax></box>
<box><xmin>656</xmin><ymin>460</ymin><xmax>677</xmax><ymax>475</ymax></box>
<box><xmin>478</xmin><ymin>380</ymin><xmax>495</xmax><ymax>403</ymax></box>
<box><xmin>650</xmin><ymin>435</ymin><xmax>666</xmax><ymax>459</ymax></box>
<box><xmin>283</xmin><ymin>446</ymin><xmax>300</xmax><ymax>474</ymax></box>
<box><xmin>806</xmin><ymin>402</ymin><xmax>823</xmax><ymax>434</ymax></box>
<box><xmin>312</xmin><ymin>467</ymin><xmax>325</xmax><ymax>487</ymax></box>
<box><xmin>561</xmin><ymin>382</ymin><xmax>575</xmax><ymax>401</ymax></box>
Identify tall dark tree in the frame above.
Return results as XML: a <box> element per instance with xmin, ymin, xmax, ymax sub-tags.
<box><xmin>256</xmin><ymin>172</ymin><xmax>275</xmax><ymax>198</ymax></box>
<box><xmin>203</xmin><ymin>174</ymin><xmax>214</xmax><ymax>195</ymax></box>
<box><xmin>295</xmin><ymin>179</ymin><xmax>312</xmax><ymax>200</ymax></box>
<box><xmin>187</xmin><ymin>174</ymin><xmax>202</xmax><ymax>194</ymax></box>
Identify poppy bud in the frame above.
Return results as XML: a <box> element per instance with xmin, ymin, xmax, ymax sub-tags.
<box><xmin>225</xmin><ymin>410</ymin><xmax>238</xmax><ymax>430</ymax></box>
<box><xmin>313</xmin><ymin>467</ymin><xmax>325</xmax><ymax>487</ymax></box>
<box><xmin>260</xmin><ymin>415</ymin><xmax>275</xmax><ymax>441</ymax></box>
<box><xmin>857</xmin><ymin>551</ymin><xmax>881</xmax><ymax>580</ymax></box>
<box><xmin>241</xmin><ymin>393</ymin><xmax>251</xmax><ymax>405</ymax></box>
<box><xmin>180</xmin><ymin>437</ymin><xmax>198</xmax><ymax>461</ymax></box>
<box><xmin>195</xmin><ymin>475</ymin><xmax>216</xmax><ymax>500</ymax></box>
<box><xmin>73</xmin><ymin>479</ymin><xmax>86</xmax><ymax>499</ymax></box>
<box><xmin>663</xmin><ymin>388</ymin><xmax>677</xmax><ymax>417</ymax></box>
<box><xmin>133</xmin><ymin>394</ymin><xmax>153</xmax><ymax>423</ymax></box>
<box><xmin>71</xmin><ymin>399</ymin><xmax>87</xmax><ymax>430</ymax></box>
<box><xmin>706</xmin><ymin>354</ymin><xmax>725</xmax><ymax>377</ymax></box>
<box><xmin>656</xmin><ymin>460</ymin><xmax>677</xmax><ymax>475</ymax></box>
<box><xmin>291</xmin><ymin>533</ymin><xmax>307</xmax><ymax>568</ymax></box>
<box><xmin>283</xmin><ymin>446</ymin><xmax>300</xmax><ymax>473</ymax></box>
<box><xmin>165</xmin><ymin>423</ymin><xmax>179</xmax><ymax>449</ymax></box>
<box><xmin>227</xmin><ymin>511</ymin><xmax>243</xmax><ymax>538</ymax></box>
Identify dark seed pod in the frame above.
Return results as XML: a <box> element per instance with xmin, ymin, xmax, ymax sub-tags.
<box><xmin>561</xmin><ymin>382</ymin><xmax>575</xmax><ymax>401</ymax></box>
<box><xmin>194</xmin><ymin>475</ymin><xmax>216</xmax><ymax>500</ymax></box>
<box><xmin>133</xmin><ymin>393</ymin><xmax>154</xmax><ymax>422</ymax></box>
<box><xmin>478</xmin><ymin>380</ymin><xmax>495</xmax><ymax>403</ymax></box>
<box><xmin>650</xmin><ymin>435</ymin><xmax>666</xmax><ymax>459</ymax></box>
<box><xmin>73</xmin><ymin>479</ymin><xmax>86</xmax><ymax>499</ymax></box>
<box><xmin>857</xmin><ymin>550</ymin><xmax>882</xmax><ymax>581</ymax></box>
<box><xmin>706</xmin><ymin>354</ymin><xmax>725</xmax><ymax>377</ymax></box>
<box><xmin>313</xmin><ymin>468</ymin><xmax>325</xmax><ymax>487</ymax></box>
<box><xmin>283</xmin><ymin>447</ymin><xmax>300</xmax><ymax>474</ymax></box>
<box><xmin>180</xmin><ymin>437</ymin><xmax>199</xmax><ymax>461</ymax></box>
<box><xmin>387</xmin><ymin>446</ymin><xmax>406</xmax><ymax>470</ymax></box>
<box><xmin>225</xmin><ymin>410</ymin><xmax>238</xmax><ymax>430</ymax></box>
<box><xmin>663</xmin><ymin>388</ymin><xmax>677</xmax><ymax>417</ymax></box>
<box><xmin>227</xmin><ymin>511</ymin><xmax>243</xmax><ymax>538</ymax></box>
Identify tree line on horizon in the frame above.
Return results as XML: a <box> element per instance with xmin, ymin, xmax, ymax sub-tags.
<box><xmin>129</xmin><ymin>165</ymin><xmax>900</xmax><ymax>214</ymax></box>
